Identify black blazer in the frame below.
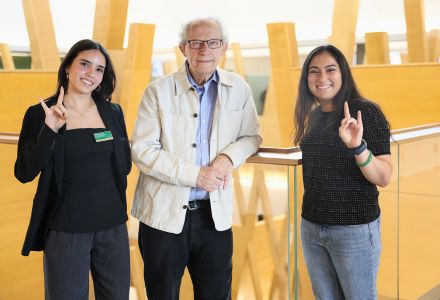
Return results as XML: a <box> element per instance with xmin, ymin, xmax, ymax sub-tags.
<box><xmin>15</xmin><ymin>97</ymin><xmax>131</xmax><ymax>256</ymax></box>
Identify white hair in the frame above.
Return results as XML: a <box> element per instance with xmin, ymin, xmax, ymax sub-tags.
<box><xmin>178</xmin><ymin>17</ymin><xmax>229</xmax><ymax>45</ymax></box>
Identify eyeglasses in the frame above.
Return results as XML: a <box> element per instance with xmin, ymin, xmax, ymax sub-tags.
<box><xmin>186</xmin><ymin>39</ymin><xmax>223</xmax><ymax>49</ymax></box>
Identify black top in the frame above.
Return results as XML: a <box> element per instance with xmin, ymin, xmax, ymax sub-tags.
<box><xmin>16</xmin><ymin>98</ymin><xmax>131</xmax><ymax>256</ymax></box>
<box><xmin>50</xmin><ymin>128</ymin><xmax>127</xmax><ymax>232</ymax></box>
<box><xmin>300</xmin><ymin>100</ymin><xmax>390</xmax><ymax>225</ymax></box>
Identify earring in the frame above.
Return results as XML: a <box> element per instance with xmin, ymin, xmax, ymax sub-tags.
<box><xmin>66</xmin><ymin>73</ymin><xmax>69</xmax><ymax>80</ymax></box>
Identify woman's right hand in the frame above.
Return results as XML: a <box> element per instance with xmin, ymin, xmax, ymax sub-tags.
<box><xmin>40</xmin><ymin>87</ymin><xmax>68</xmax><ymax>133</ymax></box>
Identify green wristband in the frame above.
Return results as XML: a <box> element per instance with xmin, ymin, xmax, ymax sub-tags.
<box><xmin>356</xmin><ymin>150</ymin><xmax>373</xmax><ymax>168</ymax></box>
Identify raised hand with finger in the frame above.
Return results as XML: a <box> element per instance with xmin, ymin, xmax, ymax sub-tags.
<box><xmin>338</xmin><ymin>101</ymin><xmax>363</xmax><ymax>148</ymax></box>
<box><xmin>40</xmin><ymin>87</ymin><xmax>68</xmax><ymax>133</ymax></box>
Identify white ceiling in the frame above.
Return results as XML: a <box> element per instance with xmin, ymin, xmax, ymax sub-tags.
<box><xmin>0</xmin><ymin>0</ymin><xmax>439</xmax><ymax>50</ymax></box>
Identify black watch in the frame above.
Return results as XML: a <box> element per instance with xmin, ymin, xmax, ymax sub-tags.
<box><xmin>349</xmin><ymin>139</ymin><xmax>367</xmax><ymax>155</ymax></box>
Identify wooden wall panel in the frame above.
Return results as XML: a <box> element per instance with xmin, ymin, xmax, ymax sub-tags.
<box><xmin>263</xmin><ymin>63</ymin><xmax>440</xmax><ymax>146</ymax></box>
<box><xmin>0</xmin><ymin>71</ymin><xmax>56</xmax><ymax>132</ymax></box>
<box><xmin>351</xmin><ymin>64</ymin><xmax>440</xmax><ymax>129</ymax></box>
<box><xmin>0</xmin><ymin>144</ymin><xmax>43</xmax><ymax>300</ymax></box>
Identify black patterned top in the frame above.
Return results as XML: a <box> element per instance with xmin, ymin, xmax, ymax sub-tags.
<box><xmin>300</xmin><ymin>100</ymin><xmax>390</xmax><ymax>225</ymax></box>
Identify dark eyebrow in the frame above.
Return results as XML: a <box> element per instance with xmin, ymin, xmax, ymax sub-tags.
<box><xmin>79</xmin><ymin>58</ymin><xmax>105</xmax><ymax>69</ymax></box>
<box><xmin>309</xmin><ymin>64</ymin><xmax>338</xmax><ymax>70</ymax></box>
<box><xmin>325</xmin><ymin>64</ymin><xmax>338</xmax><ymax>68</ymax></box>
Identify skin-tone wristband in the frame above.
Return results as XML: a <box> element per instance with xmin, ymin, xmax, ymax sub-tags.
<box><xmin>356</xmin><ymin>150</ymin><xmax>373</xmax><ymax>168</ymax></box>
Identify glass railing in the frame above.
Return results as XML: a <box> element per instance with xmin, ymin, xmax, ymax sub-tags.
<box><xmin>390</xmin><ymin>125</ymin><xmax>440</xmax><ymax>300</ymax></box>
<box><xmin>232</xmin><ymin>149</ymin><xmax>300</xmax><ymax>300</ymax></box>
<box><xmin>1</xmin><ymin>123</ymin><xmax>439</xmax><ymax>300</ymax></box>
<box><xmin>230</xmin><ymin>123</ymin><xmax>440</xmax><ymax>300</ymax></box>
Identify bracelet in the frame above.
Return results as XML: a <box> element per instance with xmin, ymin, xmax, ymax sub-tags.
<box><xmin>356</xmin><ymin>150</ymin><xmax>373</xmax><ymax>168</ymax></box>
<box><xmin>349</xmin><ymin>139</ymin><xmax>367</xmax><ymax>155</ymax></box>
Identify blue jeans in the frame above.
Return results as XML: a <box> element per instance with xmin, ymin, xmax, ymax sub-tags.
<box><xmin>301</xmin><ymin>217</ymin><xmax>381</xmax><ymax>300</ymax></box>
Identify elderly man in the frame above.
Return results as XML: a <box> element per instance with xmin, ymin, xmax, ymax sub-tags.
<box><xmin>131</xmin><ymin>17</ymin><xmax>262</xmax><ymax>300</ymax></box>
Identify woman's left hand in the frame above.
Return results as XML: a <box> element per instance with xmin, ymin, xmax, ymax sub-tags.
<box><xmin>339</xmin><ymin>101</ymin><xmax>363</xmax><ymax>148</ymax></box>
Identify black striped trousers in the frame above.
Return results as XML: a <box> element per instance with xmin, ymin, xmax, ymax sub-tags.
<box><xmin>43</xmin><ymin>223</ymin><xmax>130</xmax><ymax>300</ymax></box>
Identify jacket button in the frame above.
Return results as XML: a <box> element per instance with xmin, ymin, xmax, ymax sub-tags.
<box><xmin>193</xmin><ymin>113</ymin><xmax>198</xmax><ymax>118</ymax></box>
<box><xmin>192</xmin><ymin>143</ymin><xmax>197</xmax><ymax>148</ymax></box>
<box><xmin>182</xmin><ymin>205</ymin><xmax>188</xmax><ymax>209</ymax></box>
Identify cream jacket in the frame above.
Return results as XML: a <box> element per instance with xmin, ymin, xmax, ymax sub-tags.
<box><xmin>131</xmin><ymin>65</ymin><xmax>262</xmax><ymax>233</ymax></box>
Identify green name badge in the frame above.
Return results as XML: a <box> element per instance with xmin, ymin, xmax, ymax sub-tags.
<box><xmin>94</xmin><ymin>131</ymin><xmax>113</xmax><ymax>142</ymax></box>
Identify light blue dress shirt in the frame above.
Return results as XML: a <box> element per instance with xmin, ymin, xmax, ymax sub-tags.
<box><xmin>187</xmin><ymin>69</ymin><xmax>218</xmax><ymax>201</ymax></box>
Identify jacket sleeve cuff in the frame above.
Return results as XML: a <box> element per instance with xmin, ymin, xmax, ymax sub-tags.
<box><xmin>219</xmin><ymin>149</ymin><xmax>239</xmax><ymax>168</ymax></box>
<box><xmin>38</xmin><ymin>123</ymin><xmax>60</xmax><ymax>152</ymax></box>
<box><xmin>181</xmin><ymin>163</ymin><xmax>201</xmax><ymax>187</ymax></box>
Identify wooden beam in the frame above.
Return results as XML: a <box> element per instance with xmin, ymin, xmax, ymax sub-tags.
<box><xmin>427</xmin><ymin>29</ymin><xmax>440</xmax><ymax>63</ymax></box>
<box><xmin>93</xmin><ymin>0</ymin><xmax>129</xmax><ymax>50</ymax></box>
<box><xmin>267</xmin><ymin>23</ymin><xmax>299</xmax><ymax>69</ymax></box>
<box><xmin>118</xmin><ymin>23</ymin><xmax>155</xmax><ymax>137</ymax></box>
<box><xmin>365</xmin><ymin>32</ymin><xmax>390</xmax><ymax>64</ymax></box>
<box><xmin>400</xmin><ymin>53</ymin><xmax>409</xmax><ymax>64</ymax></box>
<box><xmin>219</xmin><ymin>54</ymin><xmax>227</xmax><ymax>69</ymax></box>
<box><xmin>21</xmin><ymin>0</ymin><xmax>59</xmax><ymax>70</ymax></box>
<box><xmin>329</xmin><ymin>0</ymin><xmax>359</xmax><ymax>64</ymax></box>
<box><xmin>404</xmin><ymin>0</ymin><xmax>428</xmax><ymax>62</ymax></box>
<box><xmin>174</xmin><ymin>46</ymin><xmax>186</xmax><ymax>68</ymax></box>
<box><xmin>0</xmin><ymin>43</ymin><xmax>15</xmax><ymax>70</ymax></box>
<box><xmin>267</xmin><ymin>22</ymin><xmax>299</xmax><ymax>147</ymax></box>
<box><xmin>231</xmin><ymin>42</ymin><xmax>246</xmax><ymax>79</ymax></box>
<box><xmin>107</xmin><ymin>49</ymin><xmax>126</xmax><ymax>103</ymax></box>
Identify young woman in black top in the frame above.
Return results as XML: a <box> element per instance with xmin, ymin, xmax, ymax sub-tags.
<box><xmin>15</xmin><ymin>39</ymin><xmax>131</xmax><ymax>299</ymax></box>
<box><xmin>294</xmin><ymin>45</ymin><xmax>393</xmax><ymax>299</ymax></box>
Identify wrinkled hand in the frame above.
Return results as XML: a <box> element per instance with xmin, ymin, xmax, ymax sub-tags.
<box><xmin>196</xmin><ymin>166</ymin><xmax>224</xmax><ymax>192</ymax></box>
<box><xmin>211</xmin><ymin>154</ymin><xmax>233</xmax><ymax>190</ymax></box>
<box><xmin>339</xmin><ymin>101</ymin><xmax>363</xmax><ymax>148</ymax></box>
<box><xmin>40</xmin><ymin>87</ymin><xmax>68</xmax><ymax>133</ymax></box>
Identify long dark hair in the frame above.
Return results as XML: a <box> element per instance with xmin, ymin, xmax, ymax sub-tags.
<box><xmin>54</xmin><ymin>39</ymin><xmax>116</xmax><ymax>101</ymax></box>
<box><xmin>293</xmin><ymin>45</ymin><xmax>363</xmax><ymax>145</ymax></box>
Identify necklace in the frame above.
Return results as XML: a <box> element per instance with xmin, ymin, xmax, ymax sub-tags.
<box><xmin>66</xmin><ymin>101</ymin><xmax>94</xmax><ymax>118</ymax></box>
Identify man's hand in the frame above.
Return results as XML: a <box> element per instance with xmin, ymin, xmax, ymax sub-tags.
<box><xmin>211</xmin><ymin>154</ymin><xmax>233</xmax><ymax>190</ymax></box>
<box><xmin>196</xmin><ymin>166</ymin><xmax>224</xmax><ymax>192</ymax></box>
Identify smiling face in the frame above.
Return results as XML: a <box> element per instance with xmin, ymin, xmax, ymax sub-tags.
<box><xmin>179</xmin><ymin>20</ymin><xmax>227</xmax><ymax>85</ymax></box>
<box><xmin>66</xmin><ymin>49</ymin><xmax>106</xmax><ymax>95</ymax></box>
<box><xmin>307</xmin><ymin>51</ymin><xmax>342</xmax><ymax>111</ymax></box>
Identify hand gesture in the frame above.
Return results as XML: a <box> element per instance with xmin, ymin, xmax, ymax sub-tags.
<box><xmin>40</xmin><ymin>87</ymin><xmax>68</xmax><ymax>133</ymax></box>
<box><xmin>210</xmin><ymin>154</ymin><xmax>233</xmax><ymax>190</ymax></box>
<box><xmin>196</xmin><ymin>166</ymin><xmax>224</xmax><ymax>192</ymax></box>
<box><xmin>339</xmin><ymin>101</ymin><xmax>363</xmax><ymax>148</ymax></box>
